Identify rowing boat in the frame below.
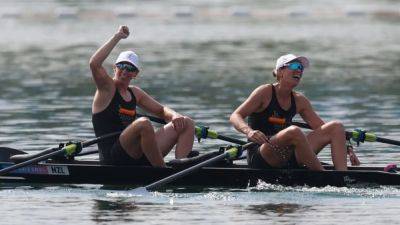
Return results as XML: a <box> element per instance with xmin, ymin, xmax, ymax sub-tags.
<box><xmin>1</xmin><ymin>151</ymin><xmax>399</xmax><ymax>188</ymax></box>
<box><xmin>1</xmin><ymin>115</ymin><xmax>400</xmax><ymax>189</ymax></box>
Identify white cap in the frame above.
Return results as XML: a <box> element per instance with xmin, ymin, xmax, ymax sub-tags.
<box><xmin>274</xmin><ymin>54</ymin><xmax>310</xmax><ymax>73</ymax></box>
<box><xmin>115</xmin><ymin>50</ymin><xmax>140</xmax><ymax>71</ymax></box>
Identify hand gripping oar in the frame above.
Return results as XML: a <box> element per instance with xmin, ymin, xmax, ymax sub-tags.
<box><xmin>137</xmin><ymin>113</ymin><xmax>247</xmax><ymax>145</ymax></box>
<box><xmin>0</xmin><ymin>131</ymin><xmax>121</xmax><ymax>176</ymax></box>
<box><xmin>268</xmin><ymin>117</ymin><xmax>400</xmax><ymax>146</ymax></box>
<box><xmin>194</xmin><ymin>126</ymin><xmax>246</xmax><ymax>145</ymax></box>
<box><xmin>134</xmin><ymin>144</ymin><xmax>244</xmax><ymax>192</ymax></box>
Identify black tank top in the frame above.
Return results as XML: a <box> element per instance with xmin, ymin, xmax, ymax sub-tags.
<box><xmin>92</xmin><ymin>88</ymin><xmax>137</xmax><ymax>161</ymax></box>
<box><xmin>248</xmin><ymin>85</ymin><xmax>297</xmax><ymax>136</ymax></box>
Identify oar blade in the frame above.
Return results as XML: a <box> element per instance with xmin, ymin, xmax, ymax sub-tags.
<box><xmin>9</xmin><ymin>147</ymin><xmax>60</xmax><ymax>163</ymax></box>
<box><xmin>131</xmin><ymin>186</ymin><xmax>151</xmax><ymax>195</ymax></box>
<box><xmin>0</xmin><ymin>132</ymin><xmax>121</xmax><ymax>176</ymax></box>
<box><xmin>0</xmin><ymin>147</ymin><xmax>27</xmax><ymax>162</ymax></box>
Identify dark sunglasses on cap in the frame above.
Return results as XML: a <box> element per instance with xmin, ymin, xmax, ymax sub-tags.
<box><xmin>284</xmin><ymin>62</ymin><xmax>304</xmax><ymax>71</ymax></box>
<box><xmin>116</xmin><ymin>63</ymin><xmax>138</xmax><ymax>72</ymax></box>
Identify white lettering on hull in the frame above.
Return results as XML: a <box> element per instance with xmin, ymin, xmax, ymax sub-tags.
<box><xmin>47</xmin><ymin>166</ymin><xmax>69</xmax><ymax>175</ymax></box>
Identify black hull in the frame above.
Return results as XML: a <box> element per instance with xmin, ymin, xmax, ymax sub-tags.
<box><xmin>1</xmin><ymin>161</ymin><xmax>399</xmax><ymax>188</ymax></box>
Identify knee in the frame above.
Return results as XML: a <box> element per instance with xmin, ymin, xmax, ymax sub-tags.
<box><xmin>286</xmin><ymin>125</ymin><xmax>303</xmax><ymax>138</ymax></box>
<box><xmin>134</xmin><ymin>117</ymin><xmax>153</xmax><ymax>132</ymax></box>
<box><xmin>183</xmin><ymin>116</ymin><xmax>195</xmax><ymax>129</ymax></box>
<box><xmin>285</xmin><ymin>126</ymin><xmax>305</xmax><ymax>143</ymax></box>
<box><xmin>326</xmin><ymin>120</ymin><xmax>345</xmax><ymax>134</ymax></box>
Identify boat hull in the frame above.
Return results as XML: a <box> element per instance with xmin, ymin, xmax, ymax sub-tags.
<box><xmin>1</xmin><ymin>161</ymin><xmax>399</xmax><ymax>188</ymax></box>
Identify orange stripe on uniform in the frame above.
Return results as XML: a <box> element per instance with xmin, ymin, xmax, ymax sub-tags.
<box><xmin>119</xmin><ymin>108</ymin><xmax>136</xmax><ymax>117</ymax></box>
<box><xmin>268</xmin><ymin>117</ymin><xmax>286</xmax><ymax>125</ymax></box>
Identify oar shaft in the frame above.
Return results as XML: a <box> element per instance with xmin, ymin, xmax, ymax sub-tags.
<box><xmin>272</xmin><ymin>118</ymin><xmax>400</xmax><ymax>147</ymax></box>
<box><xmin>376</xmin><ymin>137</ymin><xmax>400</xmax><ymax>146</ymax></box>
<box><xmin>293</xmin><ymin>121</ymin><xmax>353</xmax><ymax>137</ymax></box>
<box><xmin>291</xmin><ymin>121</ymin><xmax>311</xmax><ymax>129</ymax></box>
<box><xmin>137</xmin><ymin>113</ymin><xmax>166</xmax><ymax>124</ymax></box>
<box><xmin>76</xmin><ymin>131</ymin><xmax>121</xmax><ymax>156</ymax></box>
<box><xmin>0</xmin><ymin>132</ymin><xmax>122</xmax><ymax>176</ymax></box>
<box><xmin>289</xmin><ymin>121</ymin><xmax>355</xmax><ymax>141</ymax></box>
<box><xmin>294</xmin><ymin>121</ymin><xmax>400</xmax><ymax>145</ymax></box>
<box><xmin>138</xmin><ymin>113</ymin><xmax>248</xmax><ymax>145</ymax></box>
<box><xmin>0</xmin><ymin>147</ymin><xmax>69</xmax><ymax>176</ymax></box>
<box><xmin>293</xmin><ymin>121</ymin><xmax>356</xmax><ymax>141</ymax></box>
<box><xmin>216</xmin><ymin>134</ymin><xmax>247</xmax><ymax>145</ymax></box>
<box><xmin>81</xmin><ymin>131</ymin><xmax>121</xmax><ymax>147</ymax></box>
<box><xmin>145</xmin><ymin>151</ymin><xmax>232</xmax><ymax>191</ymax></box>
<box><xmin>10</xmin><ymin>132</ymin><xmax>122</xmax><ymax>162</ymax></box>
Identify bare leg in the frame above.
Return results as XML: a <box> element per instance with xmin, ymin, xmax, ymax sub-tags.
<box><xmin>156</xmin><ymin>116</ymin><xmax>195</xmax><ymax>159</ymax></box>
<box><xmin>119</xmin><ymin>117</ymin><xmax>165</xmax><ymax>167</ymax></box>
<box><xmin>259</xmin><ymin>126</ymin><xmax>324</xmax><ymax>171</ymax></box>
<box><xmin>307</xmin><ymin>121</ymin><xmax>347</xmax><ymax>171</ymax></box>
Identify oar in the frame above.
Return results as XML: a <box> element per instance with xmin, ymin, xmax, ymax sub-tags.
<box><xmin>1</xmin><ymin>114</ymin><xmax>246</xmax><ymax>163</ymax></box>
<box><xmin>0</xmin><ymin>147</ymin><xmax>27</xmax><ymax>162</ymax></box>
<box><xmin>0</xmin><ymin>116</ymin><xmax>156</xmax><ymax>161</ymax></box>
<box><xmin>137</xmin><ymin>113</ymin><xmax>247</xmax><ymax>145</ymax></box>
<box><xmin>8</xmin><ymin>146</ymin><xmax>62</xmax><ymax>163</ymax></box>
<box><xmin>268</xmin><ymin>117</ymin><xmax>400</xmax><ymax>146</ymax></box>
<box><xmin>1</xmin><ymin>146</ymin><xmax>103</xmax><ymax>163</ymax></box>
<box><xmin>0</xmin><ymin>131</ymin><xmax>121</xmax><ymax>176</ymax></box>
<box><xmin>134</xmin><ymin>144</ymin><xmax>243</xmax><ymax>192</ymax></box>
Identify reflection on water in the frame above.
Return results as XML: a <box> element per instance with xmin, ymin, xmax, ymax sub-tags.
<box><xmin>246</xmin><ymin>203</ymin><xmax>311</xmax><ymax>216</ymax></box>
<box><xmin>1</xmin><ymin>182</ymin><xmax>400</xmax><ymax>224</ymax></box>
<box><xmin>91</xmin><ymin>199</ymin><xmax>139</xmax><ymax>223</ymax></box>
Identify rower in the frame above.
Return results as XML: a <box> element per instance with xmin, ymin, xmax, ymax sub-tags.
<box><xmin>90</xmin><ymin>25</ymin><xmax>195</xmax><ymax>167</ymax></box>
<box><xmin>230</xmin><ymin>53</ymin><xmax>361</xmax><ymax>171</ymax></box>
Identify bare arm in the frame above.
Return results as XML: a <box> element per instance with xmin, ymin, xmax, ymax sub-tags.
<box><xmin>230</xmin><ymin>85</ymin><xmax>271</xmax><ymax>144</ymax></box>
<box><xmin>133</xmin><ymin>86</ymin><xmax>187</xmax><ymax>131</ymax></box>
<box><xmin>89</xmin><ymin>26</ymin><xmax>129</xmax><ymax>92</ymax></box>
<box><xmin>296</xmin><ymin>93</ymin><xmax>325</xmax><ymax>129</ymax></box>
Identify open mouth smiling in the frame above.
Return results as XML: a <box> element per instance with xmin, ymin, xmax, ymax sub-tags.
<box><xmin>292</xmin><ymin>75</ymin><xmax>301</xmax><ymax>80</ymax></box>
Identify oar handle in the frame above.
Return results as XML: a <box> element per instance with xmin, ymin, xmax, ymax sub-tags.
<box><xmin>137</xmin><ymin>113</ymin><xmax>167</xmax><ymax>124</ymax></box>
<box><xmin>138</xmin><ymin>113</ymin><xmax>248</xmax><ymax>145</ymax></box>
<box><xmin>216</xmin><ymin>134</ymin><xmax>247</xmax><ymax>145</ymax></box>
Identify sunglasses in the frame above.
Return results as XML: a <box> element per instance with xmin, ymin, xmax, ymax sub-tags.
<box><xmin>284</xmin><ymin>62</ymin><xmax>304</xmax><ymax>71</ymax></box>
<box><xmin>116</xmin><ymin>63</ymin><xmax>138</xmax><ymax>72</ymax></box>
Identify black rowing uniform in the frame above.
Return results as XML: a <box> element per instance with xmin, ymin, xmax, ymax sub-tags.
<box><xmin>92</xmin><ymin>88</ymin><xmax>150</xmax><ymax>165</ymax></box>
<box><xmin>247</xmin><ymin>84</ymin><xmax>298</xmax><ymax>168</ymax></box>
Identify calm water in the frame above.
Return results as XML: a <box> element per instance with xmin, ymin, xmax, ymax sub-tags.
<box><xmin>1</xmin><ymin>0</ymin><xmax>400</xmax><ymax>224</ymax></box>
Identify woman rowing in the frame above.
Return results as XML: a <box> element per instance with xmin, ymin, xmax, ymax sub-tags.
<box><xmin>90</xmin><ymin>25</ymin><xmax>195</xmax><ymax>167</ymax></box>
<box><xmin>230</xmin><ymin>54</ymin><xmax>360</xmax><ymax>171</ymax></box>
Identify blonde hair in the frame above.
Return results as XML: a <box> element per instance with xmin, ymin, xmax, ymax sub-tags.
<box><xmin>272</xmin><ymin>68</ymin><xmax>283</xmax><ymax>81</ymax></box>
<box><xmin>272</xmin><ymin>69</ymin><xmax>277</xmax><ymax>77</ymax></box>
